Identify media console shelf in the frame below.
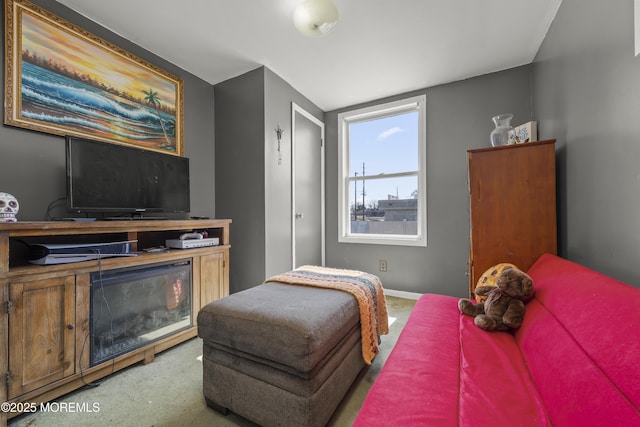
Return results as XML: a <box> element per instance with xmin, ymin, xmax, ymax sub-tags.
<box><xmin>0</xmin><ymin>219</ymin><xmax>231</xmax><ymax>424</ymax></box>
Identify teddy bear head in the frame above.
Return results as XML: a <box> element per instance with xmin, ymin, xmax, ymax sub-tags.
<box><xmin>474</xmin><ymin>263</ymin><xmax>517</xmax><ymax>303</ymax></box>
<box><xmin>495</xmin><ymin>267</ymin><xmax>535</xmax><ymax>301</ymax></box>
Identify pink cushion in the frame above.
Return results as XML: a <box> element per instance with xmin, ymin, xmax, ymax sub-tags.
<box><xmin>353</xmin><ymin>294</ymin><xmax>461</xmax><ymax>426</ymax></box>
<box><xmin>517</xmin><ymin>254</ymin><xmax>640</xmax><ymax>426</ymax></box>
<box><xmin>458</xmin><ymin>314</ymin><xmax>548</xmax><ymax>426</ymax></box>
<box><xmin>354</xmin><ymin>293</ymin><xmax>549</xmax><ymax>426</ymax></box>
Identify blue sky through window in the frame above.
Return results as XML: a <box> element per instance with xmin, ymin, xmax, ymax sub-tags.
<box><xmin>348</xmin><ymin>111</ymin><xmax>419</xmax><ymax>206</ymax></box>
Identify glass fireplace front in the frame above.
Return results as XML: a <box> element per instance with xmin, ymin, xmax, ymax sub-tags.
<box><xmin>90</xmin><ymin>260</ymin><xmax>192</xmax><ymax>366</ymax></box>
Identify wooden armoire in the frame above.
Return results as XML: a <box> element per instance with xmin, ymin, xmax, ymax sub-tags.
<box><xmin>467</xmin><ymin>139</ymin><xmax>557</xmax><ymax>297</ymax></box>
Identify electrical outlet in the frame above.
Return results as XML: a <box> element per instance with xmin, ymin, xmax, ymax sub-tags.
<box><xmin>379</xmin><ymin>260</ymin><xmax>387</xmax><ymax>272</ymax></box>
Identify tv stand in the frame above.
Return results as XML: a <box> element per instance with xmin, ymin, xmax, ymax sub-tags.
<box><xmin>0</xmin><ymin>219</ymin><xmax>231</xmax><ymax>424</ymax></box>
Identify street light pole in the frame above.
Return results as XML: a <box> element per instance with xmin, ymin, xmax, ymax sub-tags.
<box><xmin>362</xmin><ymin>162</ymin><xmax>366</xmax><ymax>221</ymax></box>
<box><xmin>354</xmin><ymin>172</ymin><xmax>358</xmax><ymax>221</ymax></box>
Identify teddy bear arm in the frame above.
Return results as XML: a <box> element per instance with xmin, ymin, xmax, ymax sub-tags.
<box><xmin>458</xmin><ymin>298</ymin><xmax>484</xmax><ymax>316</ymax></box>
<box><xmin>502</xmin><ymin>299</ymin><xmax>526</xmax><ymax>328</ymax></box>
<box><xmin>474</xmin><ymin>286</ymin><xmax>495</xmax><ymax>296</ymax></box>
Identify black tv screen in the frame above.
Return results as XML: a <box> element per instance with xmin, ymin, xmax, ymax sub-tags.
<box><xmin>66</xmin><ymin>136</ymin><xmax>190</xmax><ymax>214</ymax></box>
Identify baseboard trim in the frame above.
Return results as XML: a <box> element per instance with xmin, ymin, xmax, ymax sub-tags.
<box><xmin>384</xmin><ymin>289</ymin><xmax>423</xmax><ymax>300</ymax></box>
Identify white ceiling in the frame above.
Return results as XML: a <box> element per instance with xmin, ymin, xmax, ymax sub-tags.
<box><xmin>55</xmin><ymin>0</ymin><xmax>562</xmax><ymax>112</ymax></box>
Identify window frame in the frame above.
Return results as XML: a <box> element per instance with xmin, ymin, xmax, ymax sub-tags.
<box><xmin>337</xmin><ymin>94</ymin><xmax>427</xmax><ymax>246</ymax></box>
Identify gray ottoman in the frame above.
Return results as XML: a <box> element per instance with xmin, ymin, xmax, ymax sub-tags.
<box><xmin>197</xmin><ymin>282</ymin><xmax>365</xmax><ymax>427</ymax></box>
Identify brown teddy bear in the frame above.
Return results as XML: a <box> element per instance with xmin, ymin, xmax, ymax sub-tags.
<box><xmin>458</xmin><ymin>266</ymin><xmax>535</xmax><ymax>332</ymax></box>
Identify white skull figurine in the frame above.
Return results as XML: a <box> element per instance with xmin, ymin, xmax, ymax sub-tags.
<box><xmin>0</xmin><ymin>192</ymin><xmax>19</xmax><ymax>223</ymax></box>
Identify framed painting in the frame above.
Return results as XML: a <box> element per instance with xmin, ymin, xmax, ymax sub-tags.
<box><xmin>4</xmin><ymin>0</ymin><xmax>184</xmax><ymax>155</ymax></box>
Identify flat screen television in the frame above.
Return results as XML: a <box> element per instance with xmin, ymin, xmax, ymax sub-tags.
<box><xmin>66</xmin><ymin>136</ymin><xmax>190</xmax><ymax>215</ymax></box>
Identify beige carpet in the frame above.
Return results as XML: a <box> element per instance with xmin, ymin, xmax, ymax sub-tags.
<box><xmin>8</xmin><ymin>296</ymin><xmax>416</xmax><ymax>427</ymax></box>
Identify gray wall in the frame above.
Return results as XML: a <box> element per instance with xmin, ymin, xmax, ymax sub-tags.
<box><xmin>533</xmin><ymin>0</ymin><xmax>640</xmax><ymax>287</ymax></box>
<box><xmin>325</xmin><ymin>66</ymin><xmax>533</xmax><ymax>297</ymax></box>
<box><xmin>0</xmin><ymin>1</ymin><xmax>215</xmax><ymax>221</ymax></box>
<box><xmin>215</xmin><ymin>68</ymin><xmax>266</xmax><ymax>294</ymax></box>
<box><xmin>215</xmin><ymin>67</ymin><xmax>322</xmax><ymax>294</ymax></box>
<box><xmin>263</xmin><ymin>68</ymin><xmax>323</xmax><ymax>278</ymax></box>
<box><xmin>14</xmin><ymin>0</ymin><xmax>635</xmax><ymax>296</ymax></box>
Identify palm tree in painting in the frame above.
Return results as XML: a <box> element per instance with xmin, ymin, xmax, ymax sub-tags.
<box><xmin>143</xmin><ymin>88</ymin><xmax>170</xmax><ymax>144</ymax></box>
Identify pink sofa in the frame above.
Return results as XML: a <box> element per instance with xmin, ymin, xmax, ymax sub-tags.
<box><xmin>354</xmin><ymin>254</ymin><xmax>640</xmax><ymax>426</ymax></box>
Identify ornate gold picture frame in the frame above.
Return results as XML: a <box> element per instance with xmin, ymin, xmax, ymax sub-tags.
<box><xmin>4</xmin><ymin>0</ymin><xmax>184</xmax><ymax>155</ymax></box>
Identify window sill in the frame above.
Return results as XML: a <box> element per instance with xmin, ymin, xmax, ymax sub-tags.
<box><xmin>338</xmin><ymin>234</ymin><xmax>427</xmax><ymax>247</ymax></box>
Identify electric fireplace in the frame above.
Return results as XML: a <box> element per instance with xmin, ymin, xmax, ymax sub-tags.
<box><xmin>90</xmin><ymin>260</ymin><xmax>192</xmax><ymax>366</ymax></box>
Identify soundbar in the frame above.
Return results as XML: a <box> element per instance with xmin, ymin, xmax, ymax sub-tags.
<box><xmin>29</xmin><ymin>241</ymin><xmax>137</xmax><ymax>265</ymax></box>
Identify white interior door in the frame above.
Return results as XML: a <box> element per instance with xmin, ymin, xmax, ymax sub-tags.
<box><xmin>292</xmin><ymin>103</ymin><xmax>325</xmax><ymax>268</ymax></box>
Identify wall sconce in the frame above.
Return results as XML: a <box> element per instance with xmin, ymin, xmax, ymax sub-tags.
<box><xmin>275</xmin><ymin>125</ymin><xmax>285</xmax><ymax>165</ymax></box>
<box><xmin>293</xmin><ymin>0</ymin><xmax>339</xmax><ymax>38</ymax></box>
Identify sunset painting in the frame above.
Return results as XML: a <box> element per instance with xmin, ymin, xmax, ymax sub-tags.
<box><xmin>4</xmin><ymin>0</ymin><xmax>184</xmax><ymax>155</ymax></box>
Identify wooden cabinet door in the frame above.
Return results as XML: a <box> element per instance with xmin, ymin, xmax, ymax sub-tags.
<box><xmin>199</xmin><ymin>251</ymin><xmax>229</xmax><ymax>309</ymax></box>
<box><xmin>8</xmin><ymin>275</ymin><xmax>75</xmax><ymax>398</ymax></box>
<box><xmin>468</xmin><ymin>140</ymin><xmax>557</xmax><ymax>296</ymax></box>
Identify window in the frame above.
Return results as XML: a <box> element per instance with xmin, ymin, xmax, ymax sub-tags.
<box><xmin>338</xmin><ymin>94</ymin><xmax>426</xmax><ymax>246</ymax></box>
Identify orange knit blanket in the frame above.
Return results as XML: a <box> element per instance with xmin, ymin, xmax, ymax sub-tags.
<box><xmin>265</xmin><ymin>265</ymin><xmax>389</xmax><ymax>365</ymax></box>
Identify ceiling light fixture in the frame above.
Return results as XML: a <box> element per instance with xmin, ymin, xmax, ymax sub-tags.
<box><xmin>293</xmin><ymin>0</ymin><xmax>339</xmax><ymax>38</ymax></box>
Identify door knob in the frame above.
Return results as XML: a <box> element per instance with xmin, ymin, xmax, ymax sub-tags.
<box><xmin>295</xmin><ymin>212</ymin><xmax>304</xmax><ymax>219</ymax></box>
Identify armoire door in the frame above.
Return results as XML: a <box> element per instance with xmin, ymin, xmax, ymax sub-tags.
<box><xmin>467</xmin><ymin>139</ymin><xmax>557</xmax><ymax>296</ymax></box>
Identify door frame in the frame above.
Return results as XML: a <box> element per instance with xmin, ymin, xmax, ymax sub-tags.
<box><xmin>291</xmin><ymin>102</ymin><xmax>325</xmax><ymax>269</ymax></box>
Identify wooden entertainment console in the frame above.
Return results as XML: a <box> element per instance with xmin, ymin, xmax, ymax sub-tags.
<box><xmin>0</xmin><ymin>219</ymin><xmax>231</xmax><ymax>424</ymax></box>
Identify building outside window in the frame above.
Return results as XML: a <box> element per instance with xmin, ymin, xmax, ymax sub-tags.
<box><xmin>338</xmin><ymin>94</ymin><xmax>427</xmax><ymax>246</ymax></box>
